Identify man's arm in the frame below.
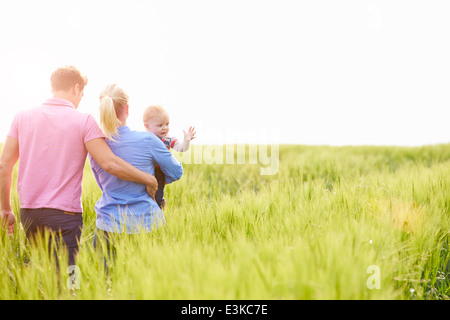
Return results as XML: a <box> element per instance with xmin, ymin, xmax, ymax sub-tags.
<box><xmin>85</xmin><ymin>138</ymin><xmax>157</xmax><ymax>199</ymax></box>
<box><xmin>0</xmin><ymin>137</ymin><xmax>19</xmax><ymax>235</ymax></box>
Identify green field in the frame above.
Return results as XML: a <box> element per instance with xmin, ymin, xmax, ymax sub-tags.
<box><xmin>1</xmin><ymin>144</ymin><xmax>449</xmax><ymax>300</ymax></box>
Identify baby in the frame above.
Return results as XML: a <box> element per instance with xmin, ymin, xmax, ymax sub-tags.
<box><xmin>143</xmin><ymin>105</ymin><xmax>196</xmax><ymax>208</ymax></box>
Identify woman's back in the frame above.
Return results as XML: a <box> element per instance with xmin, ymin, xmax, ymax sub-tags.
<box><xmin>89</xmin><ymin>126</ymin><xmax>183</xmax><ymax>233</ymax></box>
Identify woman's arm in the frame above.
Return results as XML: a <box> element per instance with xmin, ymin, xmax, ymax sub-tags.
<box><xmin>150</xmin><ymin>137</ymin><xmax>183</xmax><ymax>184</ymax></box>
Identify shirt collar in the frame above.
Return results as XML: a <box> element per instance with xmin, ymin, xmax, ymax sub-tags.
<box><xmin>118</xmin><ymin>125</ymin><xmax>130</xmax><ymax>133</ymax></box>
<box><xmin>43</xmin><ymin>98</ymin><xmax>76</xmax><ymax>109</ymax></box>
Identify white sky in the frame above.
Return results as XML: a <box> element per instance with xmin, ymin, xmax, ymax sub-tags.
<box><xmin>0</xmin><ymin>0</ymin><xmax>449</xmax><ymax>146</ymax></box>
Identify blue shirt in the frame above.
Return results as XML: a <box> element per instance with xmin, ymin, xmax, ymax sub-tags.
<box><xmin>89</xmin><ymin>126</ymin><xmax>183</xmax><ymax>233</ymax></box>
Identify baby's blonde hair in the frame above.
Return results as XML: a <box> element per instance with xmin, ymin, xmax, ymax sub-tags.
<box><xmin>143</xmin><ymin>105</ymin><xmax>169</xmax><ymax>123</ymax></box>
<box><xmin>99</xmin><ymin>84</ymin><xmax>129</xmax><ymax>140</ymax></box>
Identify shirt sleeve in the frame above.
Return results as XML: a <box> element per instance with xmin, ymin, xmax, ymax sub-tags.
<box><xmin>88</xmin><ymin>154</ymin><xmax>103</xmax><ymax>192</ymax></box>
<box><xmin>172</xmin><ymin>140</ymin><xmax>191</xmax><ymax>152</ymax></box>
<box><xmin>7</xmin><ymin>112</ymin><xmax>20</xmax><ymax>140</ymax></box>
<box><xmin>83</xmin><ymin>115</ymin><xmax>106</xmax><ymax>144</ymax></box>
<box><xmin>149</xmin><ymin>134</ymin><xmax>183</xmax><ymax>184</ymax></box>
<box><xmin>164</xmin><ymin>135</ymin><xmax>191</xmax><ymax>152</ymax></box>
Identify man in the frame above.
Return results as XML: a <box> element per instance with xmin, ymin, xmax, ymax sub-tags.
<box><xmin>0</xmin><ymin>65</ymin><xmax>157</xmax><ymax>266</ymax></box>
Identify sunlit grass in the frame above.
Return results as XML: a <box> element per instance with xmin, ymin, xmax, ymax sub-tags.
<box><xmin>0</xmin><ymin>144</ymin><xmax>449</xmax><ymax>299</ymax></box>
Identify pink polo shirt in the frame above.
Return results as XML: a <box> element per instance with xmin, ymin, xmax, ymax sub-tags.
<box><xmin>7</xmin><ymin>98</ymin><xmax>106</xmax><ymax>212</ymax></box>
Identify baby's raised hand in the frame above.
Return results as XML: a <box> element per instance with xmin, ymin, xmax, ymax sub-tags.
<box><xmin>183</xmin><ymin>126</ymin><xmax>197</xmax><ymax>142</ymax></box>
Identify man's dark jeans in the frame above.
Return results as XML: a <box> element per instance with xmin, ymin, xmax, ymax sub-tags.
<box><xmin>20</xmin><ymin>208</ymin><xmax>83</xmax><ymax>266</ymax></box>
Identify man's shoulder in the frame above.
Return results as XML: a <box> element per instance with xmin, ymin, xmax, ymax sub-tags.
<box><xmin>16</xmin><ymin>104</ymin><xmax>45</xmax><ymax>116</ymax></box>
<box><xmin>20</xmin><ymin>104</ymin><xmax>90</xmax><ymax>118</ymax></box>
<box><xmin>11</xmin><ymin>105</ymin><xmax>48</xmax><ymax>123</ymax></box>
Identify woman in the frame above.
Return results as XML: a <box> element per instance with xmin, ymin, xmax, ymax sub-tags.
<box><xmin>89</xmin><ymin>84</ymin><xmax>183</xmax><ymax>245</ymax></box>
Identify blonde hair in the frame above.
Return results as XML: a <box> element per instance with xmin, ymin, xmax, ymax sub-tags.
<box><xmin>99</xmin><ymin>84</ymin><xmax>129</xmax><ymax>140</ymax></box>
<box><xmin>143</xmin><ymin>105</ymin><xmax>169</xmax><ymax>123</ymax></box>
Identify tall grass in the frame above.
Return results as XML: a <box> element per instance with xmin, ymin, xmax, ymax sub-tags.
<box><xmin>0</xmin><ymin>144</ymin><xmax>449</xmax><ymax>299</ymax></box>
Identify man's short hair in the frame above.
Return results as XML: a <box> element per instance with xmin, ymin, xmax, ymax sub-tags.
<box><xmin>50</xmin><ymin>65</ymin><xmax>88</xmax><ymax>91</ymax></box>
